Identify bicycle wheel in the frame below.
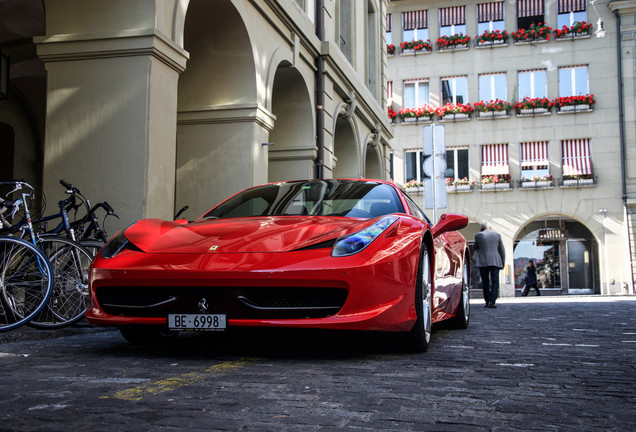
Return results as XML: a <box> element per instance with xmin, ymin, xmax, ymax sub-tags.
<box><xmin>79</xmin><ymin>239</ymin><xmax>105</xmax><ymax>258</ymax></box>
<box><xmin>29</xmin><ymin>237</ymin><xmax>93</xmax><ymax>329</ymax></box>
<box><xmin>0</xmin><ymin>236</ymin><xmax>54</xmax><ymax>332</ymax></box>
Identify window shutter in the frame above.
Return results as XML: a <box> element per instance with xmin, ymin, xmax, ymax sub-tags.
<box><xmin>517</xmin><ymin>0</ymin><xmax>544</xmax><ymax>18</ymax></box>
<box><xmin>562</xmin><ymin>139</ymin><xmax>592</xmax><ymax>175</ymax></box>
<box><xmin>478</xmin><ymin>2</ymin><xmax>504</xmax><ymax>22</ymax></box>
<box><xmin>402</xmin><ymin>10</ymin><xmax>428</xmax><ymax>30</ymax></box>
<box><xmin>521</xmin><ymin>142</ymin><xmax>549</xmax><ymax>167</ymax></box>
<box><xmin>440</xmin><ymin>6</ymin><xmax>466</xmax><ymax>26</ymax></box>
<box><xmin>558</xmin><ymin>0</ymin><xmax>586</xmax><ymax>14</ymax></box>
<box><xmin>481</xmin><ymin>144</ymin><xmax>510</xmax><ymax>176</ymax></box>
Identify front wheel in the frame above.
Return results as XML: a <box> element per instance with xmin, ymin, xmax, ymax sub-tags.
<box><xmin>403</xmin><ymin>245</ymin><xmax>432</xmax><ymax>353</ymax></box>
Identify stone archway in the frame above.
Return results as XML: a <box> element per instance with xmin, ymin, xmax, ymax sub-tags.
<box><xmin>176</xmin><ymin>0</ymin><xmax>262</xmax><ymax>216</ymax></box>
<box><xmin>364</xmin><ymin>145</ymin><xmax>383</xmax><ymax>179</ymax></box>
<box><xmin>513</xmin><ymin>216</ymin><xmax>599</xmax><ymax>295</ymax></box>
<box><xmin>268</xmin><ymin>62</ymin><xmax>314</xmax><ymax>182</ymax></box>
<box><xmin>333</xmin><ymin>116</ymin><xmax>360</xmax><ymax>178</ymax></box>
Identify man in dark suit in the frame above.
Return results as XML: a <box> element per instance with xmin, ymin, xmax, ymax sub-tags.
<box><xmin>474</xmin><ymin>221</ymin><xmax>505</xmax><ymax>308</ymax></box>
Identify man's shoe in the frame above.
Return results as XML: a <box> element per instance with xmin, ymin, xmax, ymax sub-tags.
<box><xmin>489</xmin><ymin>304</ymin><xmax>497</xmax><ymax>308</ymax></box>
<box><xmin>485</xmin><ymin>303</ymin><xmax>490</xmax><ymax>307</ymax></box>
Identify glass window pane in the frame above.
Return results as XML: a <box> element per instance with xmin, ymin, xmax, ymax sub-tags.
<box><xmin>534</xmin><ymin>71</ymin><xmax>547</xmax><ymax>98</ymax></box>
<box><xmin>445</xmin><ymin>150</ymin><xmax>456</xmax><ymax>178</ymax></box>
<box><xmin>404</xmin><ymin>83</ymin><xmax>415</xmax><ymax>108</ymax></box>
<box><xmin>417</xmin><ymin>81</ymin><xmax>430</xmax><ymax>105</ymax></box>
<box><xmin>479</xmin><ymin>75</ymin><xmax>491</xmax><ymax>101</ymax></box>
<box><xmin>457</xmin><ymin>149</ymin><xmax>469</xmax><ymax>178</ymax></box>
<box><xmin>574</xmin><ymin>67</ymin><xmax>588</xmax><ymax>94</ymax></box>
<box><xmin>386</xmin><ymin>31</ymin><xmax>392</xmax><ymax>45</ymax></box>
<box><xmin>405</xmin><ymin>152</ymin><xmax>417</xmax><ymax>182</ymax></box>
<box><xmin>518</xmin><ymin>72</ymin><xmax>531</xmax><ymax>99</ymax></box>
<box><xmin>403</xmin><ymin>29</ymin><xmax>415</xmax><ymax>41</ymax></box>
<box><xmin>442</xmin><ymin>79</ymin><xmax>452</xmax><ymax>105</ymax></box>
<box><xmin>494</xmin><ymin>74</ymin><xmax>506</xmax><ymax>100</ymax></box>
<box><xmin>440</xmin><ymin>26</ymin><xmax>452</xmax><ymax>37</ymax></box>
<box><xmin>455</xmin><ymin>77</ymin><xmax>468</xmax><ymax>104</ymax></box>
<box><xmin>559</xmin><ymin>68</ymin><xmax>572</xmax><ymax>96</ymax></box>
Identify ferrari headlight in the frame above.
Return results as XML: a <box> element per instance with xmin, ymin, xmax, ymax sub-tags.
<box><xmin>101</xmin><ymin>225</ymin><xmax>140</xmax><ymax>258</ymax></box>
<box><xmin>331</xmin><ymin>216</ymin><xmax>398</xmax><ymax>257</ymax></box>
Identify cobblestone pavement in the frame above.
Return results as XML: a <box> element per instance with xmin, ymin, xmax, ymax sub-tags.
<box><xmin>0</xmin><ymin>296</ymin><xmax>635</xmax><ymax>431</ymax></box>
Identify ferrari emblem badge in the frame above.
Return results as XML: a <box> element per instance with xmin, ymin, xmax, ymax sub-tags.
<box><xmin>197</xmin><ymin>298</ymin><xmax>208</xmax><ymax>313</ymax></box>
<box><xmin>209</xmin><ymin>245</ymin><xmax>219</xmax><ymax>251</ymax></box>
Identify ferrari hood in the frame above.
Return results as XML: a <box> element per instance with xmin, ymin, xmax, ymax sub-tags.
<box><xmin>123</xmin><ymin>216</ymin><xmax>378</xmax><ymax>254</ymax></box>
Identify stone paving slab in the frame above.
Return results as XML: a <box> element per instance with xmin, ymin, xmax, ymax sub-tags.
<box><xmin>0</xmin><ymin>296</ymin><xmax>634</xmax><ymax>431</ymax></box>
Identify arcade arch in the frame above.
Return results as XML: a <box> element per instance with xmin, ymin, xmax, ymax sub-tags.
<box><xmin>513</xmin><ymin>216</ymin><xmax>599</xmax><ymax>295</ymax></box>
<box><xmin>268</xmin><ymin>62</ymin><xmax>314</xmax><ymax>182</ymax></box>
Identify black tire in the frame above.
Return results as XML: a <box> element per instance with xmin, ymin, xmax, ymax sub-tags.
<box><xmin>28</xmin><ymin>237</ymin><xmax>93</xmax><ymax>329</ymax></box>
<box><xmin>79</xmin><ymin>239</ymin><xmax>105</xmax><ymax>258</ymax></box>
<box><xmin>449</xmin><ymin>255</ymin><xmax>470</xmax><ymax>329</ymax></box>
<box><xmin>403</xmin><ymin>244</ymin><xmax>432</xmax><ymax>353</ymax></box>
<box><xmin>0</xmin><ymin>237</ymin><xmax>54</xmax><ymax>332</ymax></box>
<box><xmin>119</xmin><ymin>326</ymin><xmax>179</xmax><ymax>345</ymax></box>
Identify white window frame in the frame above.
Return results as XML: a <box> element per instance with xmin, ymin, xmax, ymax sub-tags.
<box><xmin>479</xmin><ymin>73</ymin><xmax>507</xmax><ymax>102</ymax></box>
<box><xmin>441</xmin><ymin>76</ymin><xmax>469</xmax><ymax>105</ymax></box>
<box><xmin>445</xmin><ymin>147</ymin><xmax>470</xmax><ymax>180</ymax></box>
<box><xmin>558</xmin><ymin>66</ymin><xmax>589</xmax><ymax>97</ymax></box>
<box><xmin>518</xmin><ymin>69</ymin><xmax>547</xmax><ymax>99</ymax></box>
<box><xmin>403</xmin><ymin>79</ymin><xmax>430</xmax><ymax>109</ymax></box>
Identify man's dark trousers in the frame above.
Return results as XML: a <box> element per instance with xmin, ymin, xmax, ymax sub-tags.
<box><xmin>480</xmin><ymin>266</ymin><xmax>500</xmax><ymax>306</ymax></box>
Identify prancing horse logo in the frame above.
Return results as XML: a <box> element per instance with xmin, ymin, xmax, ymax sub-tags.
<box><xmin>197</xmin><ymin>298</ymin><xmax>208</xmax><ymax>313</ymax></box>
<box><xmin>209</xmin><ymin>245</ymin><xmax>219</xmax><ymax>251</ymax></box>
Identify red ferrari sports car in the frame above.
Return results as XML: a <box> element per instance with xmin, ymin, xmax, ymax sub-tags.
<box><xmin>86</xmin><ymin>179</ymin><xmax>470</xmax><ymax>352</ymax></box>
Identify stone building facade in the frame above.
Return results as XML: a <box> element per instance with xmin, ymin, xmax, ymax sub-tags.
<box><xmin>0</xmin><ymin>0</ymin><xmax>393</xmax><ymax>224</ymax></box>
<box><xmin>386</xmin><ymin>0</ymin><xmax>636</xmax><ymax>296</ymax></box>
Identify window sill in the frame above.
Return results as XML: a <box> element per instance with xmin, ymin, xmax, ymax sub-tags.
<box><xmin>516</xmin><ymin>108</ymin><xmax>551</xmax><ymax>117</ymax></box>
<box><xmin>400</xmin><ymin>117</ymin><xmax>433</xmax><ymax>125</ymax></box>
<box><xmin>556</xmin><ymin>105</ymin><xmax>594</xmax><ymax>114</ymax></box>
<box><xmin>477</xmin><ymin>111</ymin><xmax>510</xmax><ymax>120</ymax></box>
<box><xmin>436</xmin><ymin>44</ymin><xmax>470</xmax><ymax>53</ymax></box>
<box><xmin>475</xmin><ymin>40</ymin><xmax>508</xmax><ymax>49</ymax></box>
<box><xmin>513</xmin><ymin>38</ymin><xmax>549</xmax><ymax>45</ymax></box>
<box><xmin>399</xmin><ymin>49</ymin><xmax>431</xmax><ymax>56</ymax></box>
<box><xmin>439</xmin><ymin>113</ymin><xmax>471</xmax><ymax>122</ymax></box>
<box><xmin>554</xmin><ymin>33</ymin><xmax>592</xmax><ymax>41</ymax></box>
<box><xmin>480</xmin><ymin>183</ymin><xmax>512</xmax><ymax>191</ymax></box>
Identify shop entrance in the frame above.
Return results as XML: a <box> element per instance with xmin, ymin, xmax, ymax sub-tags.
<box><xmin>513</xmin><ymin>218</ymin><xmax>598</xmax><ymax>295</ymax></box>
<box><xmin>566</xmin><ymin>239</ymin><xmax>594</xmax><ymax>294</ymax></box>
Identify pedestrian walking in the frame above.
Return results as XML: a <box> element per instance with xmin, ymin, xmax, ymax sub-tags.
<box><xmin>522</xmin><ymin>260</ymin><xmax>541</xmax><ymax>296</ymax></box>
<box><xmin>474</xmin><ymin>221</ymin><xmax>505</xmax><ymax>308</ymax></box>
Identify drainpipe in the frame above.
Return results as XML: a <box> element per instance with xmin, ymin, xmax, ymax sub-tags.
<box><xmin>614</xmin><ymin>9</ymin><xmax>634</xmax><ymax>294</ymax></box>
<box><xmin>315</xmin><ymin>0</ymin><xmax>325</xmax><ymax>179</ymax></box>
<box><xmin>614</xmin><ymin>10</ymin><xmax>626</xmax><ymax>204</ymax></box>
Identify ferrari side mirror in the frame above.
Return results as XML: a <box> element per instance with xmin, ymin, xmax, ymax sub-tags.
<box><xmin>432</xmin><ymin>213</ymin><xmax>469</xmax><ymax>238</ymax></box>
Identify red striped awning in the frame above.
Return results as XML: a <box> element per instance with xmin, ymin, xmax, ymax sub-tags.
<box><xmin>402</xmin><ymin>10</ymin><xmax>428</xmax><ymax>30</ymax></box>
<box><xmin>478</xmin><ymin>2</ymin><xmax>505</xmax><ymax>22</ymax></box>
<box><xmin>558</xmin><ymin>0</ymin><xmax>586</xmax><ymax>14</ymax></box>
<box><xmin>440</xmin><ymin>6</ymin><xmax>466</xmax><ymax>26</ymax></box>
<box><xmin>562</xmin><ymin>139</ymin><xmax>592</xmax><ymax>176</ymax></box>
<box><xmin>521</xmin><ymin>141</ymin><xmax>549</xmax><ymax>167</ymax></box>
<box><xmin>481</xmin><ymin>144</ymin><xmax>509</xmax><ymax>175</ymax></box>
<box><xmin>517</xmin><ymin>0</ymin><xmax>544</xmax><ymax>18</ymax></box>
<box><xmin>386</xmin><ymin>13</ymin><xmax>392</xmax><ymax>32</ymax></box>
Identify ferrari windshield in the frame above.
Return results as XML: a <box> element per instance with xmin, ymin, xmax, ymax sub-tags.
<box><xmin>201</xmin><ymin>180</ymin><xmax>405</xmax><ymax>219</ymax></box>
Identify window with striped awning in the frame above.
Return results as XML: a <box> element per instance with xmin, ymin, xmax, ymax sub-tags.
<box><xmin>562</xmin><ymin>139</ymin><xmax>593</xmax><ymax>176</ymax></box>
<box><xmin>517</xmin><ymin>0</ymin><xmax>544</xmax><ymax>18</ymax></box>
<box><xmin>440</xmin><ymin>6</ymin><xmax>466</xmax><ymax>26</ymax></box>
<box><xmin>521</xmin><ymin>141</ymin><xmax>549</xmax><ymax>168</ymax></box>
<box><xmin>478</xmin><ymin>2</ymin><xmax>504</xmax><ymax>22</ymax></box>
<box><xmin>402</xmin><ymin>10</ymin><xmax>427</xmax><ymax>30</ymax></box>
<box><xmin>558</xmin><ymin>0</ymin><xmax>586</xmax><ymax>13</ymax></box>
<box><xmin>481</xmin><ymin>144</ymin><xmax>510</xmax><ymax>176</ymax></box>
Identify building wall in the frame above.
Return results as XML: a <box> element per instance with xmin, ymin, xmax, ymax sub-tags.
<box><xmin>0</xmin><ymin>0</ymin><xmax>394</xmax><ymax>228</ymax></box>
<box><xmin>387</xmin><ymin>0</ymin><xmax>635</xmax><ymax>296</ymax></box>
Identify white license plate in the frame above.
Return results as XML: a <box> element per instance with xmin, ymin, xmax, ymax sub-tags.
<box><xmin>168</xmin><ymin>313</ymin><xmax>227</xmax><ymax>332</ymax></box>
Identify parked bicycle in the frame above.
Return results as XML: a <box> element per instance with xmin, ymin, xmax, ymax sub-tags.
<box><xmin>0</xmin><ymin>236</ymin><xmax>54</xmax><ymax>332</ymax></box>
<box><xmin>0</xmin><ymin>180</ymin><xmax>94</xmax><ymax>329</ymax></box>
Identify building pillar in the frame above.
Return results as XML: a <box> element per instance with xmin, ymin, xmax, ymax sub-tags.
<box><xmin>35</xmin><ymin>29</ymin><xmax>188</xmax><ymax>226</ymax></box>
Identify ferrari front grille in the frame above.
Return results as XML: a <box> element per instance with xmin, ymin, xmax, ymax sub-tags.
<box><xmin>96</xmin><ymin>286</ymin><xmax>348</xmax><ymax>319</ymax></box>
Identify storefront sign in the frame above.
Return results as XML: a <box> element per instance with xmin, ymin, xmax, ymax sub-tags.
<box><xmin>538</xmin><ymin>229</ymin><xmax>568</xmax><ymax>240</ymax></box>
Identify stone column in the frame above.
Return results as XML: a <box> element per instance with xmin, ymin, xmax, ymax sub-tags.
<box><xmin>35</xmin><ymin>28</ymin><xmax>188</xmax><ymax>227</ymax></box>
